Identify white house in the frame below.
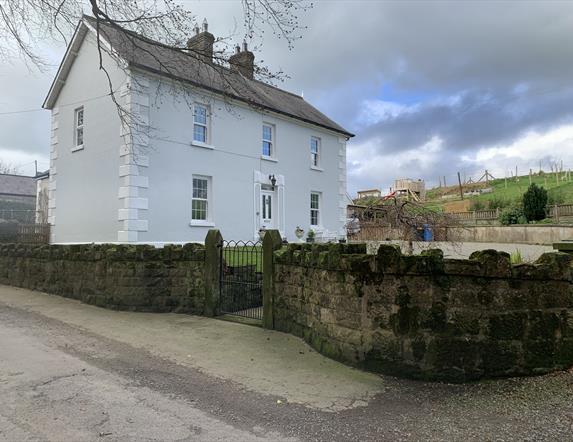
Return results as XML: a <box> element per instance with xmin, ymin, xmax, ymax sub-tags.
<box><xmin>43</xmin><ymin>16</ymin><xmax>353</xmax><ymax>244</ymax></box>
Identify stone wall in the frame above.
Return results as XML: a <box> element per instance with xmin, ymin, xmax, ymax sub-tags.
<box><xmin>273</xmin><ymin>243</ymin><xmax>573</xmax><ymax>382</ymax></box>
<box><xmin>351</xmin><ymin>225</ymin><xmax>573</xmax><ymax>245</ymax></box>
<box><xmin>447</xmin><ymin>225</ymin><xmax>573</xmax><ymax>245</ymax></box>
<box><xmin>0</xmin><ymin>243</ymin><xmax>206</xmax><ymax>313</ymax></box>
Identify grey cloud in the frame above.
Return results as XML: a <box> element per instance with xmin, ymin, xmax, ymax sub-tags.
<box><xmin>356</xmin><ymin>86</ymin><xmax>573</xmax><ymax>156</ymax></box>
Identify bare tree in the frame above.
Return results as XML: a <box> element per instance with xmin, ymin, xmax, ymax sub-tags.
<box><xmin>1</xmin><ymin>1</ymin><xmax>313</xmax><ymax>147</ymax></box>
<box><xmin>0</xmin><ymin>1</ymin><xmax>310</xmax><ymax>70</ymax></box>
<box><xmin>347</xmin><ymin>197</ymin><xmax>462</xmax><ymax>254</ymax></box>
<box><xmin>0</xmin><ymin>160</ymin><xmax>18</xmax><ymax>174</ymax></box>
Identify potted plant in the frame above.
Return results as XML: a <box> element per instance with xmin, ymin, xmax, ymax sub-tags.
<box><xmin>306</xmin><ymin>229</ymin><xmax>315</xmax><ymax>243</ymax></box>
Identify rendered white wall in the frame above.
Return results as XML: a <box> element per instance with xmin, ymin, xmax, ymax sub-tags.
<box><xmin>135</xmin><ymin>72</ymin><xmax>347</xmax><ymax>243</ymax></box>
<box><xmin>50</xmin><ymin>33</ymin><xmax>125</xmax><ymax>243</ymax></box>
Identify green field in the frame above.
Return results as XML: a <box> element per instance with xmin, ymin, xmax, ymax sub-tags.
<box><xmin>425</xmin><ymin>173</ymin><xmax>573</xmax><ymax>211</ymax></box>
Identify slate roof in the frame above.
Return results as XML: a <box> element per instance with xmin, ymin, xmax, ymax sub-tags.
<box><xmin>82</xmin><ymin>16</ymin><xmax>353</xmax><ymax>137</ymax></box>
<box><xmin>0</xmin><ymin>174</ymin><xmax>36</xmax><ymax>197</ymax></box>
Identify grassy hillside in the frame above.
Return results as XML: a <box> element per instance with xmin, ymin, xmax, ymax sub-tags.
<box><xmin>425</xmin><ymin>173</ymin><xmax>573</xmax><ymax>211</ymax></box>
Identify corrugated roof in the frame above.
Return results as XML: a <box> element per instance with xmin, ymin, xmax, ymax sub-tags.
<box><xmin>82</xmin><ymin>16</ymin><xmax>353</xmax><ymax>137</ymax></box>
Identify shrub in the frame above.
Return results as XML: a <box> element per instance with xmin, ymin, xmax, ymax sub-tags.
<box><xmin>499</xmin><ymin>206</ymin><xmax>527</xmax><ymax>225</ymax></box>
<box><xmin>522</xmin><ymin>183</ymin><xmax>548</xmax><ymax>221</ymax></box>
<box><xmin>471</xmin><ymin>200</ymin><xmax>486</xmax><ymax>211</ymax></box>
<box><xmin>488</xmin><ymin>196</ymin><xmax>511</xmax><ymax>210</ymax></box>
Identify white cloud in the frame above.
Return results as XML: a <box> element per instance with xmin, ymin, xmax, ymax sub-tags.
<box><xmin>0</xmin><ymin>148</ymin><xmax>48</xmax><ymax>176</ymax></box>
<box><xmin>347</xmin><ymin>135</ymin><xmax>444</xmax><ymax>194</ymax></box>
<box><xmin>357</xmin><ymin>100</ymin><xmax>417</xmax><ymax>127</ymax></box>
<box><xmin>461</xmin><ymin>123</ymin><xmax>573</xmax><ymax>177</ymax></box>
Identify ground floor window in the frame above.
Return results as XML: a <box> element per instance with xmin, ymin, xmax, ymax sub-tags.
<box><xmin>310</xmin><ymin>192</ymin><xmax>320</xmax><ymax>226</ymax></box>
<box><xmin>192</xmin><ymin>175</ymin><xmax>211</xmax><ymax>222</ymax></box>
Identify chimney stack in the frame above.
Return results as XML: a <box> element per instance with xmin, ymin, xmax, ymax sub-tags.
<box><xmin>229</xmin><ymin>40</ymin><xmax>255</xmax><ymax>79</ymax></box>
<box><xmin>187</xmin><ymin>18</ymin><xmax>215</xmax><ymax>63</ymax></box>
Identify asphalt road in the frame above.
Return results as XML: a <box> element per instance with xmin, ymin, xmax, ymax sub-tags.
<box><xmin>1</xmin><ymin>286</ymin><xmax>573</xmax><ymax>441</ymax></box>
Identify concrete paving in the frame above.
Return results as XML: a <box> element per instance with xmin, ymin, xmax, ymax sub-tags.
<box><xmin>0</xmin><ymin>321</ymin><xmax>288</xmax><ymax>441</ymax></box>
<box><xmin>1</xmin><ymin>285</ymin><xmax>573</xmax><ymax>441</ymax></box>
<box><xmin>0</xmin><ymin>286</ymin><xmax>381</xmax><ymax>412</ymax></box>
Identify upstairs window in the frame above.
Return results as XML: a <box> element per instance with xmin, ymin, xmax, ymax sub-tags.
<box><xmin>192</xmin><ymin>176</ymin><xmax>210</xmax><ymax>221</ymax></box>
<box><xmin>310</xmin><ymin>192</ymin><xmax>320</xmax><ymax>226</ymax></box>
<box><xmin>193</xmin><ymin>104</ymin><xmax>208</xmax><ymax>143</ymax></box>
<box><xmin>262</xmin><ymin>124</ymin><xmax>274</xmax><ymax>157</ymax></box>
<box><xmin>310</xmin><ymin>136</ymin><xmax>320</xmax><ymax>167</ymax></box>
<box><xmin>74</xmin><ymin>107</ymin><xmax>84</xmax><ymax>148</ymax></box>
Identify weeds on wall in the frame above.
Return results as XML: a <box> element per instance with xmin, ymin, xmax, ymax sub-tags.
<box><xmin>510</xmin><ymin>249</ymin><xmax>524</xmax><ymax>264</ymax></box>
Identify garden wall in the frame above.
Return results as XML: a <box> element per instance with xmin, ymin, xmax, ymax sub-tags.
<box><xmin>447</xmin><ymin>225</ymin><xmax>573</xmax><ymax>245</ymax></box>
<box><xmin>273</xmin><ymin>243</ymin><xmax>573</xmax><ymax>382</ymax></box>
<box><xmin>0</xmin><ymin>243</ymin><xmax>207</xmax><ymax>313</ymax></box>
<box><xmin>350</xmin><ymin>225</ymin><xmax>573</xmax><ymax>245</ymax></box>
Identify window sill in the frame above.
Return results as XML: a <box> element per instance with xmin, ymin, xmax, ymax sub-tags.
<box><xmin>191</xmin><ymin>141</ymin><xmax>215</xmax><ymax>150</ymax></box>
<box><xmin>189</xmin><ymin>221</ymin><xmax>215</xmax><ymax>227</ymax></box>
<box><xmin>71</xmin><ymin>145</ymin><xmax>84</xmax><ymax>152</ymax></box>
<box><xmin>310</xmin><ymin>165</ymin><xmax>324</xmax><ymax>172</ymax></box>
<box><xmin>261</xmin><ymin>155</ymin><xmax>278</xmax><ymax>163</ymax></box>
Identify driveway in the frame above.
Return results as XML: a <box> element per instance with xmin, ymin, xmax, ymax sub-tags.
<box><xmin>1</xmin><ymin>285</ymin><xmax>572</xmax><ymax>441</ymax></box>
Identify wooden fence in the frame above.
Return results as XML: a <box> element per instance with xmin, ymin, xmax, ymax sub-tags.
<box><xmin>448</xmin><ymin>204</ymin><xmax>573</xmax><ymax>222</ymax></box>
<box><xmin>0</xmin><ymin>224</ymin><xmax>50</xmax><ymax>244</ymax></box>
<box><xmin>547</xmin><ymin>204</ymin><xmax>573</xmax><ymax>220</ymax></box>
<box><xmin>448</xmin><ymin>209</ymin><xmax>500</xmax><ymax>221</ymax></box>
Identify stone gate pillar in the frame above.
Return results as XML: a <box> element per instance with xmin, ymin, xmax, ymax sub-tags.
<box><xmin>204</xmin><ymin>229</ymin><xmax>222</xmax><ymax>317</ymax></box>
<box><xmin>262</xmin><ymin>230</ymin><xmax>282</xmax><ymax>329</ymax></box>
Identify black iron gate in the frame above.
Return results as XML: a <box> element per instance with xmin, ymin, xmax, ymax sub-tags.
<box><xmin>218</xmin><ymin>239</ymin><xmax>263</xmax><ymax>320</ymax></box>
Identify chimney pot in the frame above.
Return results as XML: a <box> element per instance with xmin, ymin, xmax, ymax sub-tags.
<box><xmin>229</xmin><ymin>42</ymin><xmax>255</xmax><ymax>79</ymax></box>
<box><xmin>187</xmin><ymin>20</ymin><xmax>215</xmax><ymax>63</ymax></box>
<box><xmin>202</xmin><ymin>18</ymin><xmax>208</xmax><ymax>32</ymax></box>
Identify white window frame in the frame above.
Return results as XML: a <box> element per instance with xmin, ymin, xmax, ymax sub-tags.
<box><xmin>310</xmin><ymin>191</ymin><xmax>321</xmax><ymax>227</ymax></box>
<box><xmin>310</xmin><ymin>136</ymin><xmax>321</xmax><ymax>169</ymax></box>
<box><xmin>192</xmin><ymin>104</ymin><xmax>211</xmax><ymax>148</ymax></box>
<box><xmin>72</xmin><ymin>107</ymin><xmax>84</xmax><ymax>152</ymax></box>
<box><xmin>261</xmin><ymin>123</ymin><xmax>276</xmax><ymax>161</ymax></box>
<box><xmin>190</xmin><ymin>175</ymin><xmax>214</xmax><ymax>226</ymax></box>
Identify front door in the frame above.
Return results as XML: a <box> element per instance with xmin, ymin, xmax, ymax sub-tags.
<box><xmin>260</xmin><ymin>190</ymin><xmax>275</xmax><ymax>229</ymax></box>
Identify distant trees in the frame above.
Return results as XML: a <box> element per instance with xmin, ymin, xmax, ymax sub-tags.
<box><xmin>522</xmin><ymin>183</ymin><xmax>548</xmax><ymax>222</ymax></box>
<box><xmin>0</xmin><ymin>160</ymin><xmax>17</xmax><ymax>174</ymax></box>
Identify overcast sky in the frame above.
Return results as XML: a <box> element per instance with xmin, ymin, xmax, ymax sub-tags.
<box><xmin>1</xmin><ymin>0</ymin><xmax>573</xmax><ymax>195</ymax></box>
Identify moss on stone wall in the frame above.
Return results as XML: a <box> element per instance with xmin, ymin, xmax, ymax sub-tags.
<box><xmin>0</xmin><ymin>243</ymin><xmax>206</xmax><ymax>314</ymax></box>
<box><xmin>273</xmin><ymin>243</ymin><xmax>573</xmax><ymax>382</ymax></box>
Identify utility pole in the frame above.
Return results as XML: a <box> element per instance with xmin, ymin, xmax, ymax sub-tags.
<box><xmin>34</xmin><ymin>160</ymin><xmax>37</xmax><ymax>176</ymax></box>
<box><xmin>529</xmin><ymin>168</ymin><xmax>532</xmax><ymax>185</ymax></box>
<box><xmin>485</xmin><ymin>169</ymin><xmax>489</xmax><ymax>186</ymax></box>
<box><xmin>443</xmin><ymin>176</ymin><xmax>447</xmax><ymax>188</ymax></box>
<box><xmin>457</xmin><ymin>172</ymin><xmax>464</xmax><ymax>200</ymax></box>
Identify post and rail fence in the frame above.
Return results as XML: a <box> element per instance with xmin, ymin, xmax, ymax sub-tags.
<box><xmin>446</xmin><ymin>203</ymin><xmax>573</xmax><ymax>223</ymax></box>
